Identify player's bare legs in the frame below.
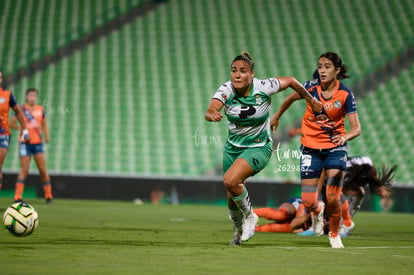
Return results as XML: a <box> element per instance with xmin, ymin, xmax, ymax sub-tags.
<box><xmin>302</xmin><ymin>178</ymin><xmax>325</xmax><ymax>236</ymax></box>
<box><xmin>325</xmin><ymin>169</ymin><xmax>344</xmax><ymax>248</ymax></box>
<box><xmin>33</xmin><ymin>152</ymin><xmax>52</xmax><ymax>202</ymax></box>
<box><xmin>224</xmin><ymin>158</ymin><xmax>258</xmax><ymax>244</ymax></box>
<box><xmin>14</xmin><ymin>155</ymin><xmax>31</xmax><ymax>202</ymax></box>
<box><xmin>0</xmin><ymin>147</ymin><xmax>7</xmax><ymax>191</ymax></box>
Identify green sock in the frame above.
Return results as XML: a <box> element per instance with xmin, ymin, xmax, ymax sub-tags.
<box><xmin>228</xmin><ymin>205</ymin><xmax>243</xmax><ymax>232</ymax></box>
<box><xmin>232</xmin><ymin>188</ymin><xmax>253</xmax><ymax>217</ymax></box>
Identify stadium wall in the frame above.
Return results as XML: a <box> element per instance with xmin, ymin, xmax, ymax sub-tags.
<box><xmin>1</xmin><ymin>173</ymin><xmax>413</xmax><ymax>213</ymax></box>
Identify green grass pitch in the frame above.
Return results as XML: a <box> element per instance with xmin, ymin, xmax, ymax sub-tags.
<box><xmin>1</xmin><ymin>197</ymin><xmax>413</xmax><ymax>274</ymax></box>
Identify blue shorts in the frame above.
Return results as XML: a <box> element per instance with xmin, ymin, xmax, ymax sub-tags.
<box><xmin>300</xmin><ymin>145</ymin><xmax>348</xmax><ymax>179</ymax></box>
<box><xmin>0</xmin><ymin>135</ymin><xmax>11</xmax><ymax>150</ymax></box>
<box><xmin>19</xmin><ymin>143</ymin><xmax>45</xmax><ymax>157</ymax></box>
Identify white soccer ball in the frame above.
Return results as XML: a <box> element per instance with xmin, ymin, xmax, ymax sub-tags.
<box><xmin>3</xmin><ymin>202</ymin><xmax>39</xmax><ymax>237</ymax></box>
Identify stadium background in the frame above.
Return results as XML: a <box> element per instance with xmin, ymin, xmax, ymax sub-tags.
<box><xmin>0</xmin><ymin>0</ymin><xmax>413</xmax><ymax>211</ymax></box>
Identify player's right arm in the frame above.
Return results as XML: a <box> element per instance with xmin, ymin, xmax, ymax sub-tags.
<box><xmin>205</xmin><ymin>99</ymin><xmax>224</xmax><ymax>122</ymax></box>
<box><xmin>270</xmin><ymin>91</ymin><xmax>302</xmax><ymax>132</ymax></box>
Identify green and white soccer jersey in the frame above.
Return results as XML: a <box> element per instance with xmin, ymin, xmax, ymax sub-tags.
<box><xmin>213</xmin><ymin>78</ymin><xmax>281</xmax><ymax>147</ymax></box>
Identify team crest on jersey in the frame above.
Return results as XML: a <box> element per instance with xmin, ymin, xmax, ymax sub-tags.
<box><xmin>324</xmin><ymin>102</ymin><xmax>333</xmax><ymax>111</ymax></box>
<box><xmin>255</xmin><ymin>95</ymin><xmax>263</xmax><ymax>105</ymax></box>
<box><xmin>334</xmin><ymin>100</ymin><xmax>342</xmax><ymax>108</ymax></box>
<box><xmin>221</xmin><ymin>92</ymin><xmax>227</xmax><ymax>101</ymax></box>
<box><xmin>0</xmin><ymin>97</ymin><xmax>5</xmax><ymax>104</ymax></box>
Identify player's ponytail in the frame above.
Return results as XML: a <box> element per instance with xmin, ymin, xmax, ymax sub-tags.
<box><xmin>345</xmin><ymin>162</ymin><xmax>397</xmax><ymax>195</ymax></box>
<box><xmin>319</xmin><ymin>52</ymin><xmax>349</xmax><ymax>80</ymax></box>
<box><xmin>368</xmin><ymin>164</ymin><xmax>398</xmax><ymax>194</ymax></box>
<box><xmin>232</xmin><ymin>51</ymin><xmax>254</xmax><ymax>70</ymax></box>
<box><xmin>338</xmin><ymin>63</ymin><xmax>349</xmax><ymax>80</ymax></box>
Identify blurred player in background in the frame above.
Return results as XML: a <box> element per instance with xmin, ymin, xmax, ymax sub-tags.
<box><xmin>339</xmin><ymin>156</ymin><xmax>397</xmax><ymax>236</ymax></box>
<box><xmin>277</xmin><ymin>122</ymin><xmax>398</xmax><ymax>237</ymax></box>
<box><xmin>0</xmin><ymin>72</ymin><xmax>30</xmax><ymax>192</ymax></box>
<box><xmin>271</xmin><ymin>52</ymin><xmax>361</xmax><ymax>248</ymax></box>
<box><xmin>11</xmin><ymin>88</ymin><xmax>52</xmax><ymax>203</ymax></box>
<box><xmin>254</xmin><ymin>197</ymin><xmax>310</xmax><ymax>233</ymax></box>
<box><xmin>205</xmin><ymin>52</ymin><xmax>322</xmax><ymax>245</ymax></box>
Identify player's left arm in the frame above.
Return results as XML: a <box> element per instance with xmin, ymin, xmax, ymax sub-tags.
<box><xmin>345</xmin><ymin>113</ymin><xmax>362</xmax><ymax>141</ymax></box>
<box><xmin>332</xmin><ymin>113</ymin><xmax>361</xmax><ymax>146</ymax></box>
<box><xmin>12</xmin><ymin>105</ymin><xmax>30</xmax><ymax>142</ymax></box>
<box><xmin>332</xmin><ymin>91</ymin><xmax>361</xmax><ymax>146</ymax></box>
<box><xmin>42</xmin><ymin>117</ymin><xmax>50</xmax><ymax>143</ymax></box>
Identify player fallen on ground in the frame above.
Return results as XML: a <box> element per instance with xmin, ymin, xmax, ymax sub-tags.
<box><xmin>254</xmin><ymin>197</ymin><xmax>311</xmax><ymax>233</ymax></box>
<box><xmin>339</xmin><ymin>156</ymin><xmax>397</xmax><ymax>237</ymax></box>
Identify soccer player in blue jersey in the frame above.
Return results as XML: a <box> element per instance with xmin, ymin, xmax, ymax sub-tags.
<box><xmin>205</xmin><ymin>52</ymin><xmax>322</xmax><ymax>245</ymax></box>
<box><xmin>270</xmin><ymin>52</ymin><xmax>362</xmax><ymax>248</ymax></box>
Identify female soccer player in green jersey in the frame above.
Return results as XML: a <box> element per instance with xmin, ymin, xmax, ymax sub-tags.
<box><xmin>205</xmin><ymin>52</ymin><xmax>322</xmax><ymax>245</ymax></box>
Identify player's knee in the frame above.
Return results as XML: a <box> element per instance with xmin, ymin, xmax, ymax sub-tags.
<box><xmin>302</xmin><ymin>197</ymin><xmax>318</xmax><ymax>212</ymax></box>
<box><xmin>223</xmin><ymin>174</ymin><xmax>236</xmax><ymax>189</ymax></box>
<box><xmin>223</xmin><ymin>173</ymin><xmax>242</xmax><ymax>191</ymax></box>
<box><xmin>19</xmin><ymin>171</ymin><xmax>29</xmax><ymax>179</ymax></box>
<box><xmin>302</xmin><ymin>189</ymin><xmax>318</xmax><ymax>212</ymax></box>
<box><xmin>39</xmin><ymin>169</ymin><xmax>48</xmax><ymax>179</ymax></box>
<box><xmin>302</xmin><ymin>201</ymin><xmax>316</xmax><ymax>212</ymax></box>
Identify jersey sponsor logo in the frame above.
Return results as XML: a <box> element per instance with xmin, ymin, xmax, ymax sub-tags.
<box><xmin>292</xmin><ymin>201</ymin><xmax>301</xmax><ymax>211</ymax></box>
<box><xmin>308</xmin><ymin>114</ymin><xmax>335</xmax><ymax>129</ymax></box>
<box><xmin>255</xmin><ymin>95</ymin><xmax>263</xmax><ymax>105</ymax></box>
<box><xmin>334</xmin><ymin>99</ymin><xmax>342</xmax><ymax>108</ymax></box>
<box><xmin>239</xmin><ymin>106</ymin><xmax>256</xmax><ymax>119</ymax></box>
<box><xmin>301</xmin><ymin>154</ymin><xmax>312</xmax><ymax>167</ymax></box>
<box><xmin>261</xmin><ymin>78</ymin><xmax>278</xmax><ymax>89</ymax></box>
<box><xmin>269</xmin><ymin>78</ymin><xmax>278</xmax><ymax>87</ymax></box>
<box><xmin>324</xmin><ymin>102</ymin><xmax>333</xmax><ymax>111</ymax></box>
